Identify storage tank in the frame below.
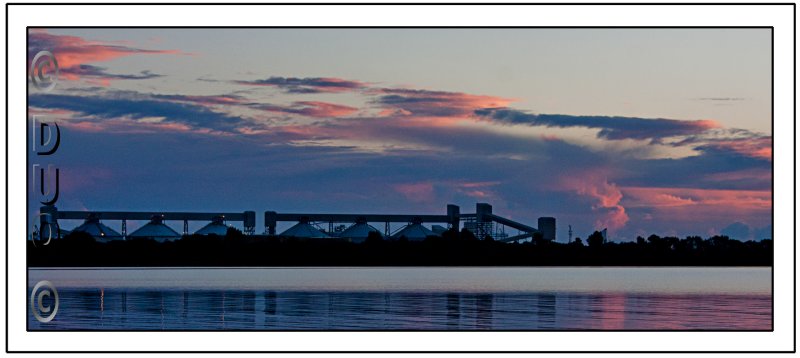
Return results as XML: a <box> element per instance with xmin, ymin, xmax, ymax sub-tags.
<box><xmin>391</xmin><ymin>218</ymin><xmax>438</xmax><ymax>241</ymax></box>
<box><xmin>71</xmin><ymin>214</ymin><xmax>123</xmax><ymax>242</ymax></box>
<box><xmin>129</xmin><ymin>214</ymin><xmax>181</xmax><ymax>242</ymax></box>
<box><xmin>279</xmin><ymin>217</ymin><xmax>330</xmax><ymax>238</ymax></box>
<box><xmin>195</xmin><ymin>215</ymin><xmax>231</xmax><ymax>236</ymax></box>
<box><xmin>339</xmin><ymin>217</ymin><xmax>382</xmax><ymax>242</ymax></box>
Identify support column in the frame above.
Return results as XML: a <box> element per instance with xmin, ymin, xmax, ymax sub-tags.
<box><xmin>243</xmin><ymin>211</ymin><xmax>256</xmax><ymax>235</ymax></box>
<box><xmin>265</xmin><ymin>211</ymin><xmax>277</xmax><ymax>235</ymax></box>
<box><xmin>447</xmin><ymin>204</ymin><xmax>460</xmax><ymax>232</ymax></box>
<box><xmin>183</xmin><ymin>219</ymin><xmax>189</xmax><ymax>236</ymax></box>
<box><xmin>121</xmin><ymin>219</ymin><xmax>127</xmax><ymax>238</ymax></box>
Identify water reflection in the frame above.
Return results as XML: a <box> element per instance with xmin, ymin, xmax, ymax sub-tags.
<box><xmin>28</xmin><ymin>288</ymin><xmax>771</xmax><ymax>330</ymax></box>
<box><xmin>537</xmin><ymin>294</ymin><xmax>556</xmax><ymax>329</ymax></box>
<box><xmin>475</xmin><ymin>294</ymin><xmax>493</xmax><ymax>329</ymax></box>
<box><xmin>446</xmin><ymin>293</ymin><xmax>459</xmax><ymax>328</ymax></box>
<box><xmin>264</xmin><ymin>291</ymin><xmax>277</xmax><ymax>316</ymax></box>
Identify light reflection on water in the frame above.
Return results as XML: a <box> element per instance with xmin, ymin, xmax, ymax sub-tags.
<box><xmin>27</xmin><ymin>268</ymin><xmax>771</xmax><ymax>330</ymax></box>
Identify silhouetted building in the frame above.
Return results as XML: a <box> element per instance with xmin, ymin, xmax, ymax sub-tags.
<box><xmin>279</xmin><ymin>217</ymin><xmax>330</xmax><ymax>238</ymax></box>
<box><xmin>431</xmin><ymin>225</ymin><xmax>448</xmax><ymax>235</ymax></box>
<box><xmin>129</xmin><ymin>215</ymin><xmax>181</xmax><ymax>242</ymax></box>
<box><xmin>339</xmin><ymin>218</ymin><xmax>382</xmax><ymax>242</ymax></box>
<box><xmin>538</xmin><ymin>217</ymin><xmax>556</xmax><ymax>241</ymax></box>
<box><xmin>72</xmin><ymin>214</ymin><xmax>123</xmax><ymax>242</ymax></box>
<box><xmin>391</xmin><ymin>218</ymin><xmax>438</xmax><ymax>241</ymax></box>
<box><xmin>195</xmin><ymin>215</ymin><xmax>231</xmax><ymax>236</ymax></box>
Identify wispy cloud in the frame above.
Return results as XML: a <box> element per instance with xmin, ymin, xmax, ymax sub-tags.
<box><xmin>622</xmin><ymin>186</ymin><xmax>771</xmax><ymax>217</ymax></box>
<box><xmin>234</xmin><ymin>76</ymin><xmax>367</xmax><ymax>94</ymax></box>
<box><xmin>699</xmin><ymin>137</ymin><xmax>772</xmax><ymax>160</ymax></box>
<box><xmin>694</xmin><ymin>97</ymin><xmax>746</xmax><ymax>101</ymax></box>
<box><xmin>372</xmin><ymin>88</ymin><xmax>513</xmax><ymax>119</ymax></box>
<box><xmin>61</xmin><ymin>64</ymin><xmax>162</xmax><ymax>86</ymax></box>
<box><xmin>249</xmin><ymin>101</ymin><xmax>359</xmax><ymax>118</ymax></box>
<box><xmin>152</xmin><ymin>93</ymin><xmax>248</xmax><ymax>106</ymax></box>
<box><xmin>672</xmin><ymin>128</ymin><xmax>772</xmax><ymax>161</ymax></box>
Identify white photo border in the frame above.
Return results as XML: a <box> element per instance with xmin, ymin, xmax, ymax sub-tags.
<box><xmin>5</xmin><ymin>2</ymin><xmax>795</xmax><ymax>353</ymax></box>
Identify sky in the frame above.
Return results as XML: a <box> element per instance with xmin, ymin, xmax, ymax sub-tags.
<box><xmin>27</xmin><ymin>29</ymin><xmax>772</xmax><ymax>241</ymax></box>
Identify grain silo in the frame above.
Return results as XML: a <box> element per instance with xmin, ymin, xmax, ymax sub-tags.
<box><xmin>71</xmin><ymin>214</ymin><xmax>123</xmax><ymax>241</ymax></box>
<box><xmin>129</xmin><ymin>214</ymin><xmax>181</xmax><ymax>242</ymax></box>
<box><xmin>391</xmin><ymin>218</ymin><xmax>438</xmax><ymax>241</ymax></box>
<box><xmin>279</xmin><ymin>217</ymin><xmax>330</xmax><ymax>238</ymax></box>
<box><xmin>339</xmin><ymin>217</ymin><xmax>383</xmax><ymax>242</ymax></box>
<box><xmin>195</xmin><ymin>215</ymin><xmax>231</xmax><ymax>236</ymax></box>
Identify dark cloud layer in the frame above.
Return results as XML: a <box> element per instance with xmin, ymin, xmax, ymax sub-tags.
<box><xmin>29</xmin><ymin>93</ymin><xmax>249</xmax><ymax>132</ymax></box>
<box><xmin>61</xmin><ymin>64</ymin><xmax>163</xmax><ymax>80</ymax></box>
<box><xmin>474</xmin><ymin>108</ymin><xmax>720</xmax><ymax>142</ymax></box>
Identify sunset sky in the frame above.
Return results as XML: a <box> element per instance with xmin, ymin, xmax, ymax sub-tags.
<box><xmin>28</xmin><ymin>28</ymin><xmax>772</xmax><ymax>241</ymax></box>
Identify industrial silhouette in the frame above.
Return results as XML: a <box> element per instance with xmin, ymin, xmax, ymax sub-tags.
<box><xmin>37</xmin><ymin>202</ymin><xmax>554</xmax><ymax>244</ymax></box>
<box><xmin>30</xmin><ymin>202</ymin><xmax>771</xmax><ymax>267</ymax></box>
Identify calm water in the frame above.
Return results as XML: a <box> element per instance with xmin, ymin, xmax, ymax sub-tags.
<box><xmin>28</xmin><ymin>267</ymin><xmax>771</xmax><ymax>330</ymax></box>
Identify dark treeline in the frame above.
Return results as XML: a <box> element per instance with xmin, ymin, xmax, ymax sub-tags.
<box><xmin>28</xmin><ymin>228</ymin><xmax>772</xmax><ymax>267</ymax></box>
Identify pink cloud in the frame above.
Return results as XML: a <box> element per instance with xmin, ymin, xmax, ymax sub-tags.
<box><xmin>28</xmin><ymin>107</ymin><xmax>76</xmax><ymax>117</ymax></box>
<box><xmin>268</xmin><ymin>125</ymin><xmax>334</xmax><ymax>140</ymax></box>
<box><xmin>377</xmin><ymin>108</ymin><xmax>413</xmax><ymax>117</ymax></box>
<box><xmin>29</xmin><ymin>30</ymin><xmax>187</xmax><ymax>82</ymax></box>
<box><xmin>393</xmin><ymin>182</ymin><xmax>435</xmax><ymax>203</ymax></box>
<box><xmin>371</xmin><ymin>88</ymin><xmax>514</xmax><ymax>123</ymax></box>
<box><xmin>57</xmin><ymin>118</ymin><xmax>220</xmax><ymax>136</ymax></box>
<box><xmin>454</xmin><ymin>181</ymin><xmax>501</xmax><ymax>200</ymax></box>
<box><xmin>252</xmin><ymin>101</ymin><xmax>358</xmax><ymax>118</ymax></box>
<box><xmin>622</xmin><ymin>187</ymin><xmax>771</xmax><ymax>211</ymax></box>
<box><xmin>296</xmin><ymin>101</ymin><xmax>358</xmax><ymax>117</ymax></box>
<box><xmin>540</xmin><ymin>134</ymin><xmax>561</xmax><ymax>142</ymax></box>
<box><xmin>623</xmin><ymin>191</ymin><xmax>697</xmax><ymax>208</ymax></box>
<box><xmin>693</xmin><ymin>119</ymin><xmax>723</xmax><ymax>131</ymax></box>
<box><xmin>59</xmin><ymin>167</ymin><xmax>115</xmax><ymax>193</ymax></box>
<box><xmin>707</xmin><ymin>137</ymin><xmax>772</xmax><ymax>160</ymax></box>
<box><xmin>558</xmin><ymin>170</ymin><xmax>629</xmax><ymax>231</ymax></box>
<box><xmin>621</xmin><ymin>186</ymin><xmax>771</xmax><ymax>228</ymax></box>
